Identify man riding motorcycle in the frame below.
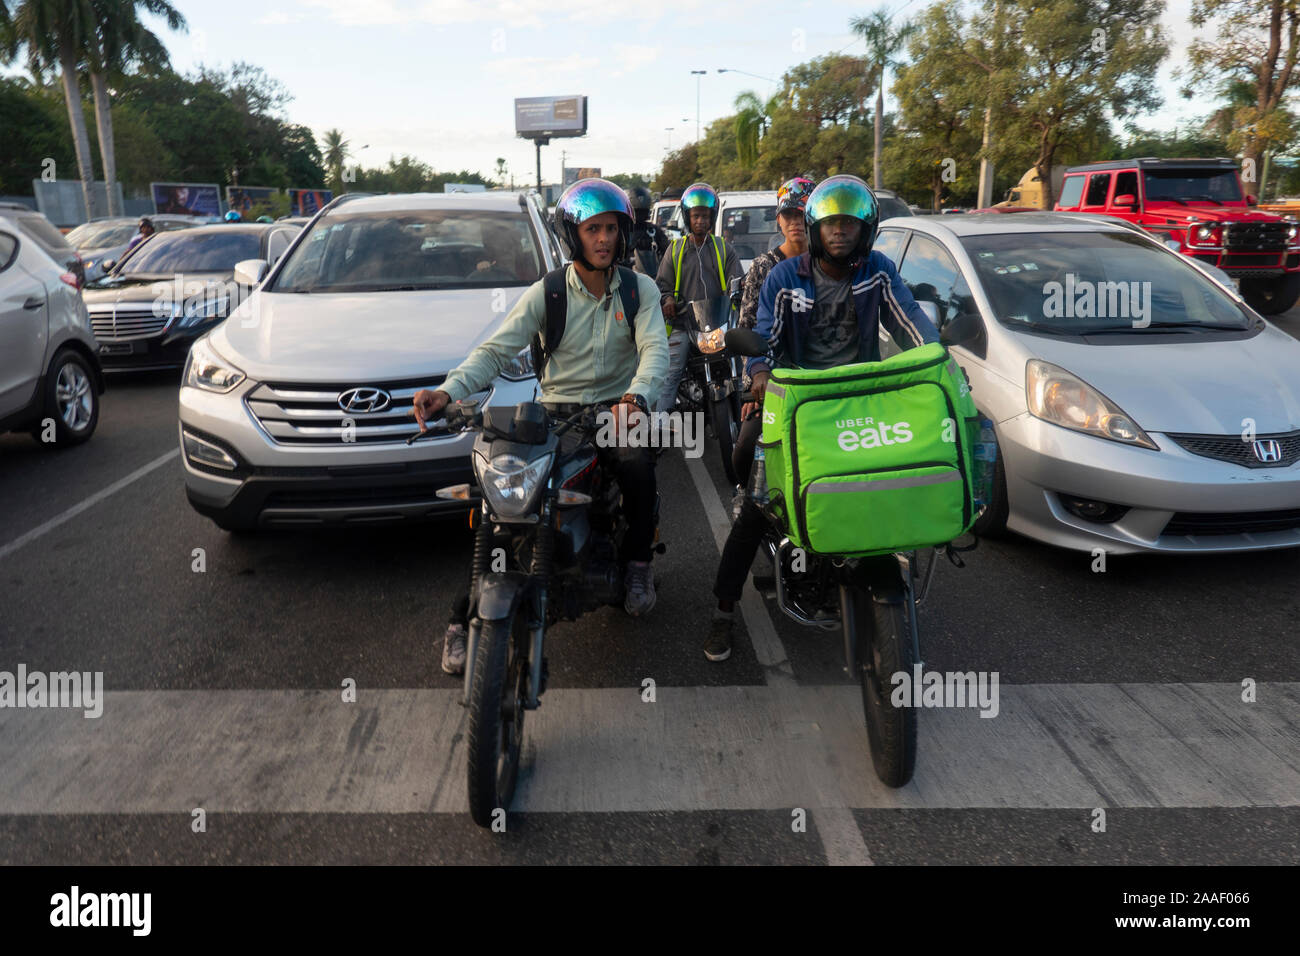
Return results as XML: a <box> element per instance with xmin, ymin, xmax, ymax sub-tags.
<box><xmin>411</xmin><ymin>178</ymin><xmax>669</xmax><ymax>673</ymax></box>
<box><xmin>653</xmin><ymin>182</ymin><xmax>743</xmax><ymax>414</ymax></box>
<box><xmin>623</xmin><ymin>185</ymin><xmax>670</xmax><ymax>277</ymax></box>
<box><xmin>705</xmin><ymin>174</ymin><xmax>940</xmax><ymax>662</ymax></box>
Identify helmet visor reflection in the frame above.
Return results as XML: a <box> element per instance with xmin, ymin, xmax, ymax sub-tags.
<box><xmin>806</xmin><ymin>179</ymin><xmax>877</xmax><ymax>223</ymax></box>
<box><xmin>561</xmin><ymin>180</ymin><xmax>630</xmax><ymax>223</ymax></box>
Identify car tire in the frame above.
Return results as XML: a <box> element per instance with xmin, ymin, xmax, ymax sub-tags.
<box><xmin>973</xmin><ymin>438</ymin><xmax>1009</xmax><ymax>538</ymax></box>
<box><xmin>32</xmin><ymin>349</ymin><xmax>99</xmax><ymax>448</ymax></box>
<box><xmin>1240</xmin><ymin>273</ymin><xmax>1300</xmax><ymax>315</ymax></box>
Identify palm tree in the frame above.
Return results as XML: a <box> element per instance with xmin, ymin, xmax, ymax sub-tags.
<box><xmin>850</xmin><ymin>7</ymin><xmax>917</xmax><ymax>190</ymax></box>
<box><xmin>733</xmin><ymin>90</ymin><xmax>782</xmax><ymax>168</ymax></box>
<box><xmin>322</xmin><ymin>129</ymin><xmax>349</xmax><ymax>189</ymax></box>
<box><xmin>87</xmin><ymin>0</ymin><xmax>186</xmax><ymax>216</ymax></box>
<box><xmin>2</xmin><ymin>0</ymin><xmax>102</xmax><ymax>218</ymax></box>
<box><xmin>494</xmin><ymin>156</ymin><xmax>507</xmax><ymax>185</ymax></box>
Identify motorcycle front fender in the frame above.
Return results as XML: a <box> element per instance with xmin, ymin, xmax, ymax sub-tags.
<box><xmin>474</xmin><ymin>571</ymin><xmax>530</xmax><ymax>622</ymax></box>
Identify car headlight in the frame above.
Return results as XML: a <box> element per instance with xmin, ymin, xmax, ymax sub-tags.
<box><xmin>1287</xmin><ymin>223</ymin><xmax>1299</xmax><ymax>244</ymax></box>
<box><xmin>500</xmin><ymin>347</ymin><xmax>536</xmax><ymax>381</ymax></box>
<box><xmin>693</xmin><ymin>327</ymin><xmax>727</xmax><ymax>354</ymax></box>
<box><xmin>1026</xmin><ymin>360</ymin><xmax>1158</xmax><ymax>450</ymax></box>
<box><xmin>475</xmin><ymin>451</ymin><xmax>552</xmax><ymax>518</ymax></box>
<box><xmin>176</xmin><ymin>296</ymin><xmax>229</xmax><ymax>329</ymax></box>
<box><xmin>184</xmin><ymin>336</ymin><xmax>246</xmax><ymax>393</ymax></box>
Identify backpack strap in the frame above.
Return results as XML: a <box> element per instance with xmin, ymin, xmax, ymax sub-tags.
<box><xmin>616</xmin><ymin>265</ymin><xmax>639</xmax><ymax>337</ymax></box>
<box><xmin>531</xmin><ymin>267</ymin><xmax>568</xmax><ymax>381</ymax></box>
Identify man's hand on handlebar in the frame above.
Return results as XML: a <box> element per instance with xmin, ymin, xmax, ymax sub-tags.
<box><xmin>411</xmin><ymin>388</ymin><xmax>450</xmax><ymax>432</ymax></box>
<box><xmin>661</xmin><ymin>297</ymin><xmax>677</xmax><ymax>320</ymax></box>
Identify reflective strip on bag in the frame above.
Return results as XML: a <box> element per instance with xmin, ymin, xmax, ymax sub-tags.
<box><xmin>764</xmin><ymin>381</ymin><xmax>786</xmax><ymax>397</ymax></box>
<box><xmin>807</xmin><ymin>472</ymin><xmax>962</xmax><ymax>494</ymax></box>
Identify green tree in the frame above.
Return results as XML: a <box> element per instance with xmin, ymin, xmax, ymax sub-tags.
<box><xmin>851</xmin><ymin>7</ymin><xmax>917</xmax><ymax>190</ymax></box>
<box><xmin>2</xmin><ymin>0</ymin><xmax>103</xmax><ymax>217</ymax></box>
<box><xmin>322</xmin><ymin>127</ymin><xmax>348</xmax><ymax>190</ymax></box>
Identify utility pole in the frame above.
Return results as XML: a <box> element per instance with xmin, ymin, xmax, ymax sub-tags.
<box><xmin>977</xmin><ymin>0</ymin><xmax>1004</xmax><ymax>209</ymax></box>
<box><xmin>690</xmin><ymin>70</ymin><xmax>706</xmax><ymax>141</ymax></box>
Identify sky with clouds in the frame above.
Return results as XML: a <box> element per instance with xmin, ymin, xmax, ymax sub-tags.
<box><xmin>121</xmin><ymin>0</ymin><xmax>1216</xmax><ymax>183</ymax></box>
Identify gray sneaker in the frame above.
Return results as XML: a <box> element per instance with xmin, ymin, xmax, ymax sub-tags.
<box><xmin>441</xmin><ymin>623</ymin><xmax>467</xmax><ymax>675</ymax></box>
<box><xmin>624</xmin><ymin>561</ymin><xmax>657</xmax><ymax>617</ymax></box>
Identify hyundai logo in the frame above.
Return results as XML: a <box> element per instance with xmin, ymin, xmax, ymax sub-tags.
<box><xmin>1253</xmin><ymin>439</ymin><xmax>1282</xmax><ymax>463</ymax></box>
<box><xmin>338</xmin><ymin>387</ymin><xmax>391</xmax><ymax>413</ymax></box>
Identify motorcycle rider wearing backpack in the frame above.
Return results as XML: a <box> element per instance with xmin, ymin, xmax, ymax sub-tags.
<box><xmin>623</xmin><ymin>185</ymin><xmax>670</xmax><ymax>277</ymax></box>
<box><xmin>412</xmin><ymin>179</ymin><xmax>669</xmax><ymax>674</ymax></box>
<box><xmin>704</xmin><ymin>174</ymin><xmax>939</xmax><ymax>662</ymax></box>
<box><xmin>653</xmin><ymin>182</ymin><xmax>744</xmax><ymax>413</ymax></box>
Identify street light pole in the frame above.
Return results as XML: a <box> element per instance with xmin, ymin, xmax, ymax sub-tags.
<box><xmin>690</xmin><ymin>69</ymin><xmax>706</xmax><ymax>141</ymax></box>
<box><xmin>665</xmin><ymin>127</ymin><xmax>674</xmax><ymax>152</ymax></box>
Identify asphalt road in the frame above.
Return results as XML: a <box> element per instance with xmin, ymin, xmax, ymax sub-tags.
<box><xmin>1</xmin><ymin>307</ymin><xmax>1298</xmax><ymax>865</ymax></box>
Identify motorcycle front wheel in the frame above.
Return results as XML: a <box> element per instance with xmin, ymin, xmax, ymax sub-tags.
<box><xmin>466</xmin><ymin>609</ymin><xmax>530</xmax><ymax>827</ymax></box>
<box><xmin>711</xmin><ymin>392</ymin><xmax>740</xmax><ymax>486</ymax></box>
<box><xmin>854</xmin><ymin>583</ymin><xmax>918</xmax><ymax>788</ymax></box>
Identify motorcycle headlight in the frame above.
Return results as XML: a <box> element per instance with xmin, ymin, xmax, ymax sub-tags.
<box><xmin>1026</xmin><ymin>360</ymin><xmax>1158</xmax><ymax>450</ymax></box>
<box><xmin>183</xmin><ymin>336</ymin><xmax>246</xmax><ymax>393</ymax></box>
<box><xmin>693</xmin><ymin>327</ymin><xmax>727</xmax><ymax>354</ymax></box>
<box><xmin>501</xmin><ymin>347</ymin><xmax>536</xmax><ymax>381</ymax></box>
<box><xmin>475</xmin><ymin>451</ymin><xmax>553</xmax><ymax>518</ymax></box>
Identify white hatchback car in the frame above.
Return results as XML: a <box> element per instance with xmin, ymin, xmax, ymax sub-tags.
<box><xmin>874</xmin><ymin>213</ymin><xmax>1300</xmax><ymax>554</ymax></box>
<box><xmin>0</xmin><ymin>214</ymin><xmax>103</xmax><ymax>446</ymax></box>
<box><xmin>178</xmin><ymin>191</ymin><xmax>559</xmax><ymax>532</ymax></box>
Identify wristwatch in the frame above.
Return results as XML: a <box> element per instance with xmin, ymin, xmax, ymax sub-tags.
<box><xmin>620</xmin><ymin>392</ymin><xmax>650</xmax><ymax>415</ymax></box>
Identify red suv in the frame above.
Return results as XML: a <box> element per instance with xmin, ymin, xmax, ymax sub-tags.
<box><xmin>1054</xmin><ymin>158</ymin><xmax>1300</xmax><ymax>314</ymax></box>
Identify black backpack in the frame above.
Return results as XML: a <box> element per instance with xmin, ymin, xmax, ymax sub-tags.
<box><xmin>530</xmin><ymin>266</ymin><xmax>641</xmax><ymax>381</ymax></box>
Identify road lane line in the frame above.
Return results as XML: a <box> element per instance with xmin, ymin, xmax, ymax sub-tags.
<box><xmin>0</xmin><ymin>448</ymin><xmax>179</xmax><ymax>563</ymax></box>
<box><xmin>2</xmin><ymin>684</ymin><xmax>1295</xmax><ymax>815</ymax></box>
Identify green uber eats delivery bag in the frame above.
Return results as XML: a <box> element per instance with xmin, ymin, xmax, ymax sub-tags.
<box><xmin>759</xmin><ymin>342</ymin><xmax>979</xmax><ymax>558</ymax></box>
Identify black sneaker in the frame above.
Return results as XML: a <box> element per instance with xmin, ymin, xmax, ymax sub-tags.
<box><xmin>705</xmin><ymin>614</ymin><xmax>733</xmax><ymax>662</ymax></box>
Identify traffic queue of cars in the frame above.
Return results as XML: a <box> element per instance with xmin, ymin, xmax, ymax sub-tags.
<box><xmin>3</xmin><ymin>180</ymin><xmax>1299</xmax><ymax>556</ymax></box>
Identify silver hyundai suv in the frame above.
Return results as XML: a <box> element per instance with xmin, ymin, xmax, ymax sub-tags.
<box><xmin>179</xmin><ymin>191</ymin><xmax>559</xmax><ymax>532</ymax></box>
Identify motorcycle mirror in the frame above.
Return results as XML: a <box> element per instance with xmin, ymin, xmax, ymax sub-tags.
<box><xmin>729</xmin><ymin>276</ymin><xmax>742</xmax><ymax>296</ymax></box>
<box><xmin>725</xmin><ymin>327</ymin><xmax>767</xmax><ymax>357</ymax></box>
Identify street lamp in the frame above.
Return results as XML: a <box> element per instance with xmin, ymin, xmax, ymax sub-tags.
<box><xmin>665</xmin><ymin>127</ymin><xmax>675</xmax><ymax>152</ymax></box>
<box><xmin>717</xmin><ymin>68</ymin><xmax>777</xmax><ymax>84</ymax></box>
<box><xmin>690</xmin><ymin>69</ymin><xmax>706</xmax><ymax>141</ymax></box>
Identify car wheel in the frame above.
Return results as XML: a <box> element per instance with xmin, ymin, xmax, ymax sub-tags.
<box><xmin>1240</xmin><ymin>273</ymin><xmax>1300</xmax><ymax>315</ymax></box>
<box><xmin>973</xmin><ymin>438</ymin><xmax>1009</xmax><ymax>538</ymax></box>
<box><xmin>33</xmin><ymin>349</ymin><xmax>99</xmax><ymax>448</ymax></box>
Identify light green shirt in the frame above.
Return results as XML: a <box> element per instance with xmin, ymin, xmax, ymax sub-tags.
<box><xmin>441</xmin><ymin>266</ymin><xmax>669</xmax><ymax>406</ymax></box>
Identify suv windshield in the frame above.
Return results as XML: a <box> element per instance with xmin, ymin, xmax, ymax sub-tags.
<box><xmin>877</xmin><ymin>194</ymin><xmax>911</xmax><ymax>219</ymax></box>
<box><xmin>67</xmin><ymin>221</ymin><xmax>138</xmax><ymax>249</ymax></box>
<box><xmin>115</xmin><ymin>230</ymin><xmax>262</xmax><ymax>275</ymax></box>
<box><xmin>270</xmin><ymin>209</ymin><xmax>544</xmax><ymax>293</ymax></box>
<box><xmin>961</xmin><ymin>231</ymin><xmax>1253</xmax><ymax>335</ymax></box>
<box><xmin>1143</xmin><ymin>169</ymin><xmax>1243</xmax><ymax>203</ymax></box>
<box><xmin>721</xmin><ymin>205</ymin><xmax>780</xmax><ymax>260</ymax></box>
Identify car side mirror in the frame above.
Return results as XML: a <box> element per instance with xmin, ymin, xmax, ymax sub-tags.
<box><xmin>724</xmin><ymin>327</ymin><xmax>767</xmax><ymax>357</ymax></box>
<box><xmin>234</xmin><ymin>258</ymin><xmax>269</xmax><ymax>286</ymax></box>
<box><xmin>1113</xmin><ymin>194</ymin><xmax>1137</xmax><ymax>207</ymax></box>
<box><xmin>101</xmin><ymin>258</ymin><xmax>116</xmax><ymax>272</ymax></box>
<box><xmin>939</xmin><ymin>312</ymin><xmax>987</xmax><ymax>358</ymax></box>
<box><xmin>1246</xmin><ymin>194</ymin><xmax>1258</xmax><ymax>206</ymax></box>
<box><xmin>916</xmin><ymin>300</ymin><xmax>940</xmax><ymax>325</ymax></box>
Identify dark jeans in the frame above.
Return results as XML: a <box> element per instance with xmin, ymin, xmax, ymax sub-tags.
<box><xmin>713</xmin><ymin>496</ymin><xmax>770</xmax><ymax>603</ymax></box>
<box><xmin>449</xmin><ymin>403</ymin><xmax>658</xmax><ymax>627</ymax></box>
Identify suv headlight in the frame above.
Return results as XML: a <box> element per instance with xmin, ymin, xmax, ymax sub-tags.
<box><xmin>475</xmin><ymin>451</ymin><xmax>552</xmax><ymax>518</ymax></box>
<box><xmin>184</xmin><ymin>336</ymin><xmax>246</xmax><ymax>393</ymax></box>
<box><xmin>693</xmin><ymin>327</ymin><xmax>727</xmax><ymax>354</ymax></box>
<box><xmin>501</xmin><ymin>347</ymin><xmax>536</xmax><ymax>381</ymax></box>
<box><xmin>1026</xmin><ymin>360</ymin><xmax>1158</xmax><ymax>450</ymax></box>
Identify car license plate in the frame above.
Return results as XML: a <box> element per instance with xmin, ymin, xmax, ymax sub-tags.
<box><xmin>99</xmin><ymin>343</ymin><xmax>135</xmax><ymax>356</ymax></box>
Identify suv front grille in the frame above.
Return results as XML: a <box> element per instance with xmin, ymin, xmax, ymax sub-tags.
<box><xmin>1223</xmin><ymin>221</ymin><xmax>1286</xmax><ymax>252</ymax></box>
<box><xmin>246</xmin><ymin>376</ymin><xmax>456</xmax><ymax>445</ymax></box>
<box><xmin>89</xmin><ymin>305</ymin><xmax>170</xmax><ymax>341</ymax></box>
<box><xmin>1167</xmin><ymin>429</ymin><xmax>1300</xmax><ymax>469</ymax></box>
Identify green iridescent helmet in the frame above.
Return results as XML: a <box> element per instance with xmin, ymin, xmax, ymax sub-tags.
<box><xmin>679</xmin><ymin>182</ymin><xmax>719</xmax><ymax>231</ymax></box>
<box><xmin>553</xmin><ymin>178</ymin><xmax>634</xmax><ymax>266</ymax></box>
<box><xmin>805</xmin><ymin>174</ymin><xmax>880</xmax><ymax>264</ymax></box>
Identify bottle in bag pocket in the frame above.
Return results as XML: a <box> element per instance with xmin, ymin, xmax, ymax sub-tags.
<box><xmin>973</xmin><ymin>417</ymin><xmax>997</xmax><ymax>511</ymax></box>
<box><xmin>747</xmin><ymin>443</ymin><xmax>769</xmax><ymax>507</ymax></box>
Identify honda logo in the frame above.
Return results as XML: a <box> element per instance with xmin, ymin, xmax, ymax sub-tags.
<box><xmin>338</xmin><ymin>387</ymin><xmax>391</xmax><ymax>413</ymax></box>
<box><xmin>1253</xmin><ymin>439</ymin><xmax>1282</xmax><ymax>463</ymax></box>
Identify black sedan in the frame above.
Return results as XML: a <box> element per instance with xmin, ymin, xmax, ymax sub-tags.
<box><xmin>82</xmin><ymin>222</ymin><xmax>301</xmax><ymax>371</ymax></box>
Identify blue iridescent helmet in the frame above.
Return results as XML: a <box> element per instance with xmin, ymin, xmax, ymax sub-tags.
<box><xmin>679</xmin><ymin>182</ymin><xmax>719</xmax><ymax>231</ymax></box>
<box><xmin>805</xmin><ymin>174</ymin><xmax>879</xmax><ymax>264</ymax></box>
<box><xmin>553</xmin><ymin>178</ymin><xmax>634</xmax><ymax>266</ymax></box>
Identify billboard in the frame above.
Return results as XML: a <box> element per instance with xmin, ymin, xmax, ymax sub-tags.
<box><xmin>151</xmin><ymin>182</ymin><xmax>221</xmax><ymax>217</ymax></box>
<box><xmin>514</xmin><ymin>96</ymin><xmax>587</xmax><ymax>138</ymax></box>
<box><xmin>226</xmin><ymin>186</ymin><xmax>279</xmax><ymax>217</ymax></box>
<box><xmin>563</xmin><ymin>167</ymin><xmax>601</xmax><ymax>187</ymax></box>
<box><xmin>288</xmin><ymin>188</ymin><xmax>333</xmax><ymax>216</ymax></box>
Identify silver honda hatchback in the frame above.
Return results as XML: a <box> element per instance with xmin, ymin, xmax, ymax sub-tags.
<box><xmin>874</xmin><ymin>212</ymin><xmax>1300</xmax><ymax>554</ymax></box>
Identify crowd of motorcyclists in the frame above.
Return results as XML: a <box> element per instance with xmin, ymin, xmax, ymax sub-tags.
<box><xmin>411</xmin><ymin>171</ymin><xmax>942</xmax><ymax>671</ymax></box>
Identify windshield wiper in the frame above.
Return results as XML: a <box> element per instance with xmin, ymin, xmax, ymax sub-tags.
<box><xmin>1083</xmin><ymin>322</ymin><xmax>1248</xmax><ymax>334</ymax></box>
<box><xmin>1184</xmin><ymin>195</ymin><xmax>1226</xmax><ymax>206</ymax></box>
<box><xmin>1003</xmin><ymin>319</ymin><xmax>1078</xmax><ymax>335</ymax></box>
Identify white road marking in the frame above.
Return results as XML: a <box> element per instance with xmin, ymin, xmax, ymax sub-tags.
<box><xmin>1</xmin><ymin>684</ymin><xmax>1295</xmax><ymax>816</ymax></box>
<box><xmin>0</xmin><ymin>448</ymin><xmax>180</xmax><ymax>563</ymax></box>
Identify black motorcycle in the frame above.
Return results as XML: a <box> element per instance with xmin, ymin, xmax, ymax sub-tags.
<box><xmin>723</xmin><ymin>328</ymin><xmax>954</xmax><ymax>787</ymax></box>
<box><xmin>671</xmin><ymin>279</ymin><xmax>745</xmax><ymax>486</ymax></box>
<box><xmin>411</xmin><ymin>400</ymin><xmax>660</xmax><ymax>827</ymax></box>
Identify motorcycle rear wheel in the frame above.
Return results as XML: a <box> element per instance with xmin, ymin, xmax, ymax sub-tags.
<box><xmin>466</xmin><ymin>610</ymin><xmax>530</xmax><ymax>827</ymax></box>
